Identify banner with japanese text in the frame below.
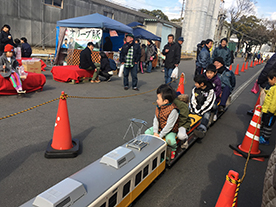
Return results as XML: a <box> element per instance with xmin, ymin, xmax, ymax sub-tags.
<box><xmin>61</xmin><ymin>28</ymin><xmax>102</xmax><ymax>51</ymax></box>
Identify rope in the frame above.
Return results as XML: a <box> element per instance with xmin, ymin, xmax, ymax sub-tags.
<box><xmin>0</xmin><ymin>76</ymin><xmax>182</xmax><ymax>120</ymax></box>
<box><xmin>232</xmin><ymin>110</ymin><xmax>262</xmax><ymax>207</ymax></box>
<box><xmin>0</xmin><ymin>97</ymin><xmax>59</xmax><ymax>121</ymax></box>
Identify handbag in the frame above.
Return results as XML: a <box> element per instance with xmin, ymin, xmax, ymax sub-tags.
<box><xmin>171</xmin><ymin>66</ymin><xmax>179</xmax><ymax>79</ymax></box>
<box><xmin>118</xmin><ymin>64</ymin><xmax>124</xmax><ymax>77</ymax></box>
<box><xmin>251</xmin><ymin>80</ymin><xmax>259</xmax><ymax>94</ymax></box>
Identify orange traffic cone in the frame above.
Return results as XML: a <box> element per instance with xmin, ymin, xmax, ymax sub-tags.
<box><xmin>215</xmin><ymin>170</ymin><xmax>239</xmax><ymax>207</ymax></box>
<box><xmin>241</xmin><ymin>63</ymin><xmax>245</xmax><ymax>72</ymax></box>
<box><xmin>45</xmin><ymin>91</ymin><xmax>80</xmax><ymax>158</ymax></box>
<box><xmin>262</xmin><ymin>59</ymin><xmax>263</xmax><ymax>63</ymax></box>
<box><xmin>245</xmin><ymin>62</ymin><xmax>248</xmax><ymax>70</ymax></box>
<box><xmin>254</xmin><ymin>61</ymin><xmax>257</xmax><ymax>66</ymax></box>
<box><xmin>230</xmin><ymin>105</ymin><xmax>269</xmax><ymax>161</ymax></box>
<box><xmin>259</xmin><ymin>59</ymin><xmax>261</xmax><ymax>64</ymax></box>
<box><xmin>250</xmin><ymin>60</ymin><xmax>253</xmax><ymax>68</ymax></box>
<box><xmin>229</xmin><ymin>65</ymin><xmax>232</xmax><ymax>71</ymax></box>
<box><xmin>234</xmin><ymin>64</ymin><xmax>239</xmax><ymax>75</ymax></box>
<box><xmin>177</xmin><ymin>73</ymin><xmax>185</xmax><ymax>94</ymax></box>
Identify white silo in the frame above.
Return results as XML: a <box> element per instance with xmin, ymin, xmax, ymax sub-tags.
<box><xmin>182</xmin><ymin>0</ymin><xmax>220</xmax><ymax>54</ymax></box>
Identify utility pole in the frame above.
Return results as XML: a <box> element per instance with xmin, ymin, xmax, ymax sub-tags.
<box><xmin>180</xmin><ymin>0</ymin><xmax>185</xmax><ymax>20</ymax></box>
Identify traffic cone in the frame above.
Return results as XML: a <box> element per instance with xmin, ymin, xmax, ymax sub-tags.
<box><xmin>177</xmin><ymin>73</ymin><xmax>185</xmax><ymax>94</ymax></box>
<box><xmin>45</xmin><ymin>91</ymin><xmax>80</xmax><ymax>158</ymax></box>
<box><xmin>245</xmin><ymin>62</ymin><xmax>248</xmax><ymax>70</ymax></box>
<box><xmin>229</xmin><ymin>65</ymin><xmax>232</xmax><ymax>71</ymax></box>
<box><xmin>254</xmin><ymin>61</ymin><xmax>257</xmax><ymax>66</ymax></box>
<box><xmin>250</xmin><ymin>61</ymin><xmax>253</xmax><ymax>68</ymax></box>
<box><xmin>262</xmin><ymin>59</ymin><xmax>263</xmax><ymax>63</ymax></box>
<box><xmin>229</xmin><ymin>105</ymin><xmax>269</xmax><ymax>161</ymax></box>
<box><xmin>259</xmin><ymin>59</ymin><xmax>261</xmax><ymax>64</ymax></box>
<box><xmin>215</xmin><ymin>170</ymin><xmax>239</xmax><ymax>207</ymax></box>
<box><xmin>241</xmin><ymin>63</ymin><xmax>245</xmax><ymax>72</ymax></box>
<box><xmin>234</xmin><ymin>64</ymin><xmax>239</xmax><ymax>75</ymax></box>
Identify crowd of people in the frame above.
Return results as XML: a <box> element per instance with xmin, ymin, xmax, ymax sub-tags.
<box><xmin>0</xmin><ymin>24</ymin><xmax>33</xmax><ymax>94</ymax></box>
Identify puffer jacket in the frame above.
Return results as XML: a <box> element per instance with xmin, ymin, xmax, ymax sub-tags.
<box><xmin>146</xmin><ymin>44</ymin><xmax>156</xmax><ymax>62</ymax></box>
<box><xmin>258</xmin><ymin>53</ymin><xmax>276</xmax><ymax>89</ymax></box>
<box><xmin>196</xmin><ymin>45</ymin><xmax>211</xmax><ymax>69</ymax></box>
<box><xmin>217</xmin><ymin>66</ymin><xmax>236</xmax><ymax>92</ymax></box>
<box><xmin>262</xmin><ymin>146</ymin><xmax>276</xmax><ymax>207</ymax></box>
<box><xmin>0</xmin><ymin>53</ymin><xmax>19</xmax><ymax>78</ymax></box>
<box><xmin>212</xmin><ymin>45</ymin><xmax>231</xmax><ymax>67</ymax></box>
<box><xmin>204</xmin><ymin>73</ymin><xmax>221</xmax><ymax>102</ymax></box>
<box><xmin>262</xmin><ymin>83</ymin><xmax>276</xmax><ymax>115</ymax></box>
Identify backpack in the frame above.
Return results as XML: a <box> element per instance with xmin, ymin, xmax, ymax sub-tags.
<box><xmin>109</xmin><ymin>58</ymin><xmax>117</xmax><ymax>70</ymax></box>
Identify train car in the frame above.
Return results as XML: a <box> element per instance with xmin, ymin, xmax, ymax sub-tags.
<box><xmin>20</xmin><ymin>134</ymin><xmax>166</xmax><ymax>207</ymax></box>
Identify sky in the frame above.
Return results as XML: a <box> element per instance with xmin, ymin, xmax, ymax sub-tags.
<box><xmin>108</xmin><ymin>0</ymin><xmax>276</xmax><ymax>21</ymax></box>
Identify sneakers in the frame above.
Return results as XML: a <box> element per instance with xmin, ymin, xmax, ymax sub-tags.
<box><xmin>213</xmin><ymin>114</ymin><xmax>217</xmax><ymax>122</ymax></box>
<box><xmin>171</xmin><ymin>151</ymin><xmax>176</xmax><ymax>159</ymax></box>
<box><xmin>133</xmin><ymin>87</ymin><xmax>139</xmax><ymax>91</ymax></box>
<box><xmin>91</xmin><ymin>80</ymin><xmax>100</xmax><ymax>83</ymax></box>
<box><xmin>17</xmin><ymin>90</ymin><xmax>26</xmax><ymax>94</ymax></box>
<box><xmin>259</xmin><ymin>136</ymin><xmax>269</xmax><ymax>145</ymax></box>
<box><xmin>106</xmin><ymin>77</ymin><xmax>112</xmax><ymax>82</ymax></box>
<box><xmin>218</xmin><ymin>105</ymin><xmax>225</xmax><ymax>113</ymax></box>
<box><xmin>194</xmin><ymin>126</ymin><xmax>207</xmax><ymax>138</ymax></box>
<box><xmin>124</xmin><ymin>86</ymin><xmax>129</xmax><ymax>90</ymax></box>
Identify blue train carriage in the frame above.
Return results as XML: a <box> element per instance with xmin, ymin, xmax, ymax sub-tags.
<box><xmin>20</xmin><ymin>134</ymin><xmax>167</xmax><ymax>207</ymax></box>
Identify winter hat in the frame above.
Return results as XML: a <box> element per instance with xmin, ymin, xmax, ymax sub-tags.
<box><xmin>4</xmin><ymin>44</ymin><xmax>14</xmax><ymax>52</ymax></box>
<box><xmin>3</xmin><ymin>24</ymin><xmax>11</xmax><ymax>30</ymax></box>
<box><xmin>126</xmin><ymin>33</ymin><xmax>134</xmax><ymax>38</ymax></box>
<box><xmin>213</xmin><ymin>57</ymin><xmax>225</xmax><ymax>65</ymax></box>
<box><xmin>178</xmin><ymin>37</ymin><xmax>184</xmax><ymax>42</ymax></box>
<box><xmin>206</xmin><ymin>64</ymin><xmax>217</xmax><ymax>73</ymax></box>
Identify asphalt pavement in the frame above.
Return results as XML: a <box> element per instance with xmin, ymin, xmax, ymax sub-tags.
<box><xmin>0</xmin><ymin>58</ymin><xmax>274</xmax><ymax>207</ymax></box>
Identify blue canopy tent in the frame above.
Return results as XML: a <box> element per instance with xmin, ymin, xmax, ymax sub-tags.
<box><xmin>55</xmin><ymin>13</ymin><xmax>133</xmax><ymax>64</ymax></box>
<box><xmin>127</xmin><ymin>22</ymin><xmax>161</xmax><ymax>41</ymax></box>
<box><xmin>57</xmin><ymin>13</ymin><xmax>132</xmax><ymax>33</ymax></box>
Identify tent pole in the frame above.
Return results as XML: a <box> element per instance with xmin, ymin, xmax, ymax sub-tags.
<box><xmin>101</xmin><ymin>28</ymin><xmax>105</xmax><ymax>51</ymax></box>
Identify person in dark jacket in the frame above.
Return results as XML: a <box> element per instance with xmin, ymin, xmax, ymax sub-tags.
<box><xmin>212</xmin><ymin>38</ymin><xmax>231</xmax><ymax>67</ymax></box>
<box><xmin>195</xmin><ymin>39</ymin><xmax>213</xmax><ymax>76</ymax></box>
<box><xmin>213</xmin><ymin>57</ymin><xmax>236</xmax><ymax>112</ymax></box>
<box><xmin>177</xmin><ymin>37</ymin><xmax>184</xmax><ymax>64</ymax></box>
<box><xmin>20</xmin><ymin>37</ymin><xmax>32</xmax><ymax>58</ymax></box>
<box><xmin>99</xmin><ymin>52</ymin><xmax>112</xmax><ymax>81</ymax></box>
<box><xmin>162</xmin><ymin>34</ymin><xmax>180</xmax><ymax>84</ymax></box>
<box><xmin>230</xmin><ymin>50</ymin><xmax>235</xmax><ymax>65</ymax></box>
<box><xmin>79</xmin><ymin>42</ymin><xmax>100</xmax><ymax>83</ymax></box>
<box><xmin>196</xmin><ymin>40</ymin><xmax>206</xmax><ymax>61</ymax></box>
<box><xmin>257</xmin><ymin>53</ymin><xmax>276</xmax><ymax>105</ymax></box>
<box><xmin>0</xmin><ymin>24</ymin><xmax>14</xmax><ymax>56</ymax></box>
<box><xmin>119</xmin><ymin>33</ymin><xmax>141</xmax><ymax>90</ymax></box>
<box><xmin>103</xmin><ymin>36</ymin><xmax>113</xmax><ymax>51</ymax></box>
<box><xmin>139</xmin><ymin>44</ymin><xmax>146</xmax><ymax>74</ymax></box>
<box><xmin>145</xmin><ymin>40</ymin><xmax>156</xmax><ymax>73</ymax></box>
<box><xmin>204</xmin><ymin>64</ymin><xmax>221</xmax><ymax>103</ymax></box>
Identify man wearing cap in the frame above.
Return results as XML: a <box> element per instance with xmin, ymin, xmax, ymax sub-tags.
<box><xmin>119</xmin><ymin>33</ymin><xmax>141</xmax><ymax>90</ymax></box>
<box><xmin>162</xmin><ymin>34</ymin><xmax>180</xmax><ymax>84</ymax></box>
<box><xmin>213</xmin><ymin>57</ymin><xmax>236</xmax><ymax>112</ymax></box>
<box><xmin>79</xmin><ymin>42</ymin><xmax>100</xmax><ymax>83</ymax></box>
<box><xmin>212</xmin><ymin>38</ymin><xmax>231</xmax><ymax>67</ymax></box>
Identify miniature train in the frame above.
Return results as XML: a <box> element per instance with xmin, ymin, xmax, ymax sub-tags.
<box><xmin>20</xmin><ymin>109</ymin><xmax>225</xmax><ymax>207</ymax></box>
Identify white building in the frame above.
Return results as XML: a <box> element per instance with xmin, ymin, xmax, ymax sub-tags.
<box><xmin>182</xmin><ymin>0</ymin><xmax>221</xmax><ymax>54</ymax></box>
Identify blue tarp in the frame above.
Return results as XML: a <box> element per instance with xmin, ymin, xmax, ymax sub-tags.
<box><xmin>57</xmin><ymin>13</ymin><xmax>133</xmax><ymax>33</ymax></box>
<box><xmin>132</xmin><ymin>27</ymin><xmax>161</xmax><ymax>41</ymax></box>
<box><xmin>127</xmin><ymin>22</ymin><xmax>144</xmax><ymax>27</ymax></box>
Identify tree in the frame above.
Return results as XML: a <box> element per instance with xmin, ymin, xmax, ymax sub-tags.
<box><xmin>139</xmin><ymin>9</ymin><xmax>169</xmax><ymax>21</ymax></box>
<box><xmin>226</xmin><ymin>0</ymin><xmax>257</xmax><ymax>41</ymax></box>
